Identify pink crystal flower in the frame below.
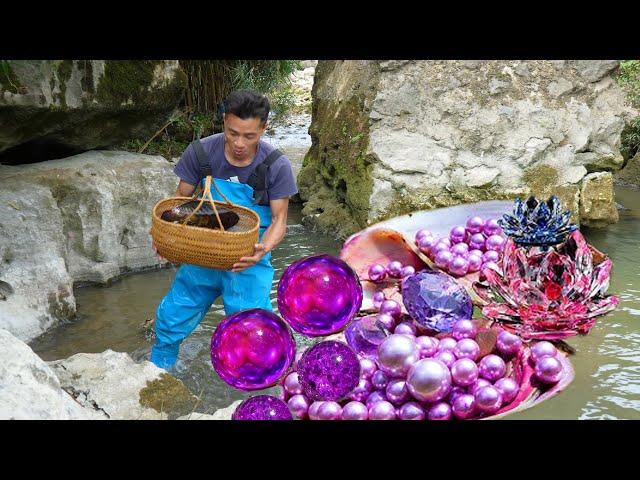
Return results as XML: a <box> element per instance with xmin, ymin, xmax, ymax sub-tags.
<box><xmin>473</xmin><ymin>230</ymin><xmax>618</xmax><ymax>340</ymax></box>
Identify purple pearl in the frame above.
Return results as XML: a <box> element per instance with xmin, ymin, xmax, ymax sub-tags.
<box><xmin>440</xmin><ymin>238</ymin><xmax>452</xmax><ymax>248</ymax></box>
<box><xmin>451</xmin><ymin>358</ymin><xmax>479</xmax><ymax>387</ymax></box>
<box><xmin>452</xmin><ymin>319</ymin><xmax>477</xmax><ymax>340</ymax></box>
<box><xmin>308</xmin><ymin>401</ymin><xmax>324</xmax><ymax>420</ymax></box>
<box><xmin>466</xmin><ymin>216</ymin><xmax>485</xmax><ymax>234</ymax></box>
<box><xmin>400</xmin><ymin>265</ymin><xmax>416</xmax><ymax>278</ymax></box>
<box><xmin>428</xmin><ymin>402</ymin><xmax>453</xmax><ymax>420</ymax></box>
<box><xmin>376</xmin><ymin>334</ymin><xmax>420</xmax><ymax>378</ymax></box>
<box><xmin>469</xmin><ymin>241</ymin><xmax>486</xmax><ymax>253</ymax></box>
<box><xmin>341</xmin><ymin>401</ymin><xmax>369</xmax><ymax>420</ymax></box>
<box><xmin>415</xmin><ymin>336</ymin><xmax>438</xmax><ymax>358</ymax></box>
<box><xmin>449</xmin><ymin>256</ymin><xmax>469</xmax><ymax>277</ymax></box>
<box><xmin>478</xmin><ymin>354</ymin><xmax>506</xmax><ymax>382</ymax></box>
<box><xmin>373</xmin><ymin>291</ymin><xmax>386</xmax><ymax>310</ymax></box>
<box><xmin>385</xmin><ymin>379</ymin><xmax>411</xmax><ymax>405</ymax></box>
<box><xmin>474</xmin><ymin>386</ymin><xmax>503</xmax><ymax>414</ymax></box>
<box><xmin>406</xmin><ymin>359</ymin><xmax>452</xmax><ymax>403</ymax></box>
<box><xmin>438</xmin><ymin>337</ymin><xmax>458</xmax><ymax>352</ymax></box>
<box><xmin>434</xmin><ymin>250</ymin><xmax>454</xmax><ymax>269</ymax></box>
<box><xmin>450</xmin><ymin>243</ymin><xmax>469</xmax><ymax>257</ymax></box>
<box><xmin>485</xmin><ymin>234</ymin><xmax>505</xmax><ymax>252</ymax></box>
<box><xmin>317</xmin><ymin>401</ymin><xmax>343</xmax><ymax>420</ymax></box>
<box><xmin>469</xmin><ymin>378</ymin><xmax>492</xmax><ymax>396</ymax></box>
<box><xmin>415</xmin><ymin>229</ymin><xmax>432</xmax><ymax>242</ymax></box>
<box><xmin>431</xmin><ymin>241</ymin><xmax>451</xmax><ymax>256</ymax></box>
<box><xmin>483</xmin><ymin>218</ymin><xmax>502</xmax><ymax>237</ymax></box>
<box><xmin>450</xmin><ymin>225</ymin><xmax>467</xmax><ymax>239</ymax></box>
<box><xmin>368</xmin><ymin>400</ymin><xmax>397</xmax><ymax>420</ymax></box>
<box><xmin>530</xmin><ymin>341</ymin><xmax>558</xmax><ymax>363</ymax></box>
<box><xmin>469</xmin><ymin>232</ymin><xmax>486</xmax><ymax>245</ymax></box>
<box><xmin>387</xmin><ymin>261</ymin><xmax>403</xmax><ymax>278</ymax></box>
<box><xmin>482</xmin><ymin>250</ymin><xmax>500</xmax><ymax>263</ymax></box>
<box><xmin>495</xmin><ymin>378</ymin><xmax>519</xmax><ymax>404</ymax></box>
<box><xmin>366</xmin><ymin>390</ymin><xmax>387</xmax><ymax>409</ymax></box>
<box><xmin>496</xmin><ymin>331</ymin><xmax>523</xmax><ymax>357</ymax></box>
<box><xmin>379</xmin><ymin>299</ymin><xmax>402</xmax><ymax>318</ymax></box>
<box><xmin>349</xmin><ymin>377</ymin><xmax>373</xmax><ymax>402</ymax></box>
<box><xmin>398</xmin><ymin>402</ymin><xmax>426</xmax><ymax>420</ymax></box>
<box><xmin>417</xmin><ymin>235</ymin><xmax>438</xmax><ymax>254</ymax></box>
<box><xmin>434</xmin><ymin>350</ymin><xmax>456</xmax><ymax>369</ymax></box>
<box><xmin>287</xmin><ymin>394</ymin><xmax>310</xmax><ymax>420</ymax></box>
<box><xmin>448</xmin><ymin>385</ymin><xmax>467</xmax><ymax>404</ymax></box>
<box><xmin>376</xmin><ymin>313</ymin><xmax>396</xmax><ymax>331</ymax></box>
<box><xmin>360</xmin><ymin>358</ymin><xmax>377</xmax><ymax>379</ymax></box>
<box><xmin>467</xmin><ymin>254</ymin><xmax>483</xmax><ymax>273</ymax></box>
<box><xmin>469</xmin><ymin>249</ymin><xmax>484</xmax><ymax>258</ymax></box>
<box><xmin>535</xmin><ymin>356</ymin><xmax>564</xmax><ymax>384</ymax></box>
<box><xmin>371</xmin><ymin>370</ymin><xmax>389</xmax><ymax>390</ymax></box>
<box><xmin>452</xmin><ymin>394</ymin><xmax>476</xmax><ymax>419</ymax></box>
<box><xmin>453</xmin><ymin>338</ymin><xmax>480</xmax><ymax>361</ymax></box>
<box><xmin>394</xmin><ymin>321</ymin><xmax>417</xmax><ymax>336</ymax></box>
<box><xmin>368</xmin><ymin>264</ymin><xmax>387</xmax><ymax>282</ymax></box>
<box><xmin>284</xmin><ymin>372</ymin><xmax>303</xmax><ymax>396</ymax></box>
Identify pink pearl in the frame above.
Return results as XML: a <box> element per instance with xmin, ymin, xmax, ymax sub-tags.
<box><xmin>452</xmin><ymin>320</ymin><xmax>477</xmax><ymax>340</ymax></box>
<box><xmin>435</xmin><ymin>250</ymin><xmax>454</xmax><ymax>269</ymax></box>
<box><xmin>453</xmin><ymin>338</ymin><xmax>480</xmax><ymax>361</ymax></box>
<box><xmin>530</xmin><ymin>341</ymin><xmax>558</xmax><ymax>363</ymax></box>
<box><xmin>467</xmin><ymin>254</ymin><xmax>483</xmax><ymax>273</ymax></box>
<box><xmin>372</xmin><ymin>291</ymin><xmax>386</xmax><ymax>309</ymax></box>
<box><xmin>466</xmin><ymin>216</ymin><xmax>485</xmax><ymax>234</ymax></box>
<box><xmin>394</xmin><ymin>321</ymin><xmax>417</xmax><ymax>336</ymax></box>
<box><xmin>495</xmin><ymin>378</ymin><xmax>519</xmax><ymax>404</ymax></box>
<box><xmin>434</xmin><ymin>350</ymin><xmax>456</xmax><ymax>369</ymax></box>
<box><xmin>483</xmin><ymin>218</ymin><xmax>502</xmax><ymax>236</ymax></box>
<box><xmin>417</xmin><ymin>235</ymin><xmax>437</xmax><ymax>254</ymax></box>
<box><xmin>450</xmin><ymin>243</ymin><xmax>469</xmax><ymax>257</ymax></box>
<box><xmin>308</xmin><ymin>401</ymin><xmax>324</xmax><ymax>420</ymax></box>
<box><xmin>366</xmin><ymin>390</ymin><xmax>387</xmax><ymax>408</ymax></box>
<box><xmin>485</xmin><ymin>234</ymin><xmax>505</xmax><ymax>252</ymax></box>
<box><xmin>496</xmin><ymin>331</ymin><xmax>523</xmax><ymax>357</ymax></box>
<box><xmin>398</xmin><ymin>402</ymin><xmax>426</xmax><ymax>420</ymax></box>
<box><xmin>287</xmin><ymin>394</ymin><xmax>310</xmax><ymax>419</ymax></box>
<box><xmin>451</xmin><ymin>358</ymin><xmax>479</xmax><ymax>386</ymax></box>
<box><xmin>469</xmin><ymin>232</ymin><xmax>485</xmax><ymax>245</ymax></box>
<box><xmin>376</xmin><ymin>313</ymin><xmax>396</xmax><ymax>331</ymax></box>
<box><xmin>469</xmin><ymin>378</ymin><xmax>492</xmax><ymax>396</ymax></box>
<box><xmin>482</xmin><ymin>250</ymin><xmax>500</xmax><ymax>263</ymax></box>
<box><xmin>368</xmin><ymin>400</ymin><xmax>397</xmax><ymax>420</ymax></box>
<box><xmin>379</xmin><ymin>299</ymin><xmax>402</xmax><ymax>318</ymax></box>
<box><xmin>474</xmin><ymin>386</ymin><xmax>503</xmax><ymax>414</ymax></box>
<box><xmin>535</xmin><ymin>356</ymin><xmax>564</xmax><ymax>384</ymax></box>
<box><xmin>452</xmin><ymin>394</ymin><xmax>476</xmax><ymax>419</ymax></box>
<box><xmin>341</xmin><ymin>401</ymin><xmax>369</xmax><ymax>420</ymax></box>
<box><xmin>440</xmin><ymin>238</ymin><xmax>452</xmax><ymax>248</ymax></box>
<box><xmin>450</xmin><ymin>225</ymin><xmax>467</xmax><ymax>239</ymax></box>
<box><xmin>469</xmin><ymin>249</ymin><xmax>484</xmax><ymax>258</ymax></box>
<box><xmin>415</xmin><ymin>336</ymin><xmax>438</xmax><ymax>358</ymax></box>
<box><xmin>438</xmin><ymin>337</ymin><xmax>458</xmax><ymax>352</ymax></box>
<box><xmin>414</xmin><ymin>229</ymin><xmax>432</xmax><ymax>243</ymax></box>
<box><xmin>284</xmin><ymin>372</ymin><xmax>303</xmax><ymax>395</ymax></box>
<box><xmin>428</xmin><ymin>402</ymin><xmax>453</xmax><ymax>420</ymax></box>
<box><xmin>478</xmin><ymin>354</ymin><xmax>506</xmax><ymax>382</ymax></box>
<box><xmin>371</xmin><ymin>371</ymin><xmax>389</xmax><ymax>390</ymax></box>
<box><xmin>368</xmin><ymin>264</ymin><xmax>387</xmax><ymax>282</ymax></box>
<box><xmin>387</xmin><ymin>261</ymin><xmax>403</xmax><ymax>278</ymax></box>
<box><xmin>317</xmin><ymin>401</ymin><xmax>343</xmax><ymax>420</ymax></box>
<box><xmin>360</xmin><ymin>358</ymin><xmax>378</xmax><ymax>379</ymax></box>
<box><xmin>400</xmin><ymin>265</ymin><xmax>416</xmax><ymax>278</ymax></box>
<box><xmin>449</xmin><ymin>256</ymin><xmax>469</xmax><ymax>277</ymax></box>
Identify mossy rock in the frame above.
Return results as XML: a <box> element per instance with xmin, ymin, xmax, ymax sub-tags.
<box><xmin>138</xmin><ymin>373</ymin><xmax>199</xmax><ymax>419</ymax></box>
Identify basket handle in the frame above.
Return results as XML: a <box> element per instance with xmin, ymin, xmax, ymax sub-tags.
<box><xmin>181</xmin><ymin>176</ymin><xmax>226</xmax><ymax>231</ymax></box>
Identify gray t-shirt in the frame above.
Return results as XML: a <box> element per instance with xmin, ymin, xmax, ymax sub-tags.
<box><xmin>173</xmin><ymin>133</ymin><xmax>298</xmax><ymax>202</ymax></box>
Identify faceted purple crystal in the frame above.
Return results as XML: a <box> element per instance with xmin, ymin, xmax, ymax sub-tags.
<box><xmin>277</xmin><ymin>254</ymin><xmax>363</xmax><ymax>336</ymax></box>
<box><xmin>297</xmin><ymin>341</ymin><xmax>361</xmax><ymax>401</ymax></box>
<box><xmin>232</xmin><ymin>395</ymin><xmax>293</xmax><ymax>420</ymax></box>
<box><xmin>344</xmin><ymin>315</ymin><xmax>388</xmax><ymax>358</ymax></box>
<box><xmin>211</xmin><ymin>308</ymin><xmax>296</xmax><ymax>391</ymax></box>
<box><xmin>401</xmin><ymin>271</ymin><xmax>473</xmax><ymax>333</ymax></box>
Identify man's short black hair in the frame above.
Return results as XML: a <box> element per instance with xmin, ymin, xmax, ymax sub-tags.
<box><xmin>223</xmin><ymin>90</ymin><xmax>270</xmax><ymax>124</ymax></box>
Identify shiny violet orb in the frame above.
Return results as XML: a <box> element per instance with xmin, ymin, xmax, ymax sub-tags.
<box><xmin>368</xmin><ymin>400</ymin><xmax>397</xmax><ymax>420</ymax></box>
<box><xmin>376</xmin><ymin>313</ymin><xmax>396</xmax><ymax>331</ymax></box>
<box><xmin>317</xmin><ymin>401</ymin><xmax>343</xmax><ymax>420</ymax></box>
<box><xmin>449</xmin><ymin>256</ymin><xmax>469</xmax><ymax>277</ymax></box>
<box><xmin>530</xmin><ymin>341</ymin><xmax>558</xmax><ymax>363</ymax></box>
<box><xmin>287</xmin><ymin>394</ymin><xmax>310</xmax><ymax>420</ymax></box>
<box><xmin>451</xmin><ymin>358</ymin><xmax>479</xmax><ymax>387</ymax></box>
<box><xmin>434</xmin><ymin>250</ymin><xmax>454</xmax><ymax>269</ymax></box>
<box><xmin>385</xmin><ymin>379</ymin><xmax>410</xmax><ymax>405</ymax></box>
<box><xmin>394</xmin><ymin>321</ymin><xmax>417</xmax><ymax>336</ymax></box>
<box><xmin>349</xmin><ymin>377</ymin><xmax>373</xmax><ymax>402</ymax></box>
<box><xmin>452</xmin><ymin>319</ymin><xmax>477</xmax><ymax>340</ymax></box>
<box><xmin>368</xmin><ymin>264</ymin><xmax>387</xmax><ymax>283</ymax></box>
<box><xmin>416</xmin><ymin>336</ymin><xmax>438</xmax><ymax>358</ymax></box>
<box><xmin>415</xmin><ymin>229</ymin><xmax>432</xmax><ymax>242</ymax></box>
<box><xmin>496</xmin><ymin>331</ymin><xmax>523</xmax><ymax>357</ymax></box>
<box><xmin>469</xmin><ymin>241</ymin><xmax>486</xmax><ymax>253</ymax></box>
<box><xmin>418</xmin><ymin>235</ymin><xmax>438</xmax><ymax>255</ymax></box>
<box><xmin>432</xmin><ymin>241</ymin><xmax>451</xmax><ymax>256</ymax></box>
<box><xmin>474</xmin><ymin>386</ymin><xmax>503</xmax><ymax>414</ymax></box>
<box><xmin>485</xmin><ymin>234</ymin><xmax>506</xmax><ymax>252</ymax></box>
<box><xmin>535</xmin><ymin>356</ymin><xmax>564</xmax><ymax>384</ymax></box>
<box><xmin>232</xmin><ymin>395</ymin><xmax>292</xmax><ymax>420</ymax></box>
<box><xmin>428</xmin><ymin>402</ymin><xmax>453</xmax><ymax>421</ymax></box>
<box><xmin>466</xmin><ymin>216</ymin><xmax>485</xmax><ymax>234</ymax></box>
<box><xmin>366</xmin><ymin>390</ymin><xmax>387</xmax><ymax>409</ymax></box>
<box><xmin>467</xmin><ymin>254</ymin><xmax>483</xmax><ymax>273</ymax></box>
<box><xmin>435</xmin><ymin>350</ymin><xmax>456</xmax><ymax>369</ymax></box>
<box><xmin>211</xmin><ymin>308</ymin><xmax>296</xmax><ymax>391</ymax></box>
<box><xmin>450</xmin><ymin>225</ymin><xmax>468</xmax><ymax>243</ymax></box>
<box><xmin>345</xmin><ymin>315</ymin><xmax>387</xmax><ymax>359</ymax></box>
<box><xmin>308</xmin><ymin>401</ymin><xmax>323</xmax><ymax>420</ymax></box>
<box><xmin>440</xmin><ymin>238</ymin><xmax>452</xmax><ymax>248</ymax></box>
<box><xmin>371</xmin><ymin>370</ymin><xmax>389</xmax><ymax>390</ymax></box>
<box><xmin>360</xmin><ymin>357</ymin><xmax>378</xmax><ymax>379</ymax></box>
<box><xmin>277</xmin><ymin>254</ymin><xmax>363</xmax><ymax>336</ymax></box>
<box><xmin>469</xmin><ymin>232</ymin><xmax>486</xmax><ymax>245</ymax></box>
<box><xmin>482</xmin><ymin>250</ymin><xmax>501</xmax><ymax>263</ymax></box>
<box><xmin>373</xmin><ymin>291</ymin><xmax>386</xmax><ymax>310</ymax></box>
<box><xmin>398</xmin><ymin>402</ymin><xmax>426</xmax><ymax>420</ymax></box>
<box><xmin>483</xmin><ymin>218</ymin><xmax>502</xmax><ymax>237</ymax></box>
<box><xmin>494</xmin><ymin>378</ymin><xmax>519</xmax><ymax>404</ymax></box>
<box><xmin>452</xmin><ymin>394</ymin><xmax>476</xmax><ymax>420</ymax></box>
<box><xmin>376</xmin><ymin>334</ymin><xmax>420</xmax><ymax>378</ymax></box>
<box><xmin>469</xmin><ymin>249</ymin><xmax>484</xmax><ymax>258</ymax></box>
<box><xmin>453</xmin><ymin>338</ymin><xmax>480</xmax><ymax>361</ymax></box>
<box><xmin>451</xmin><ymin>242</ymin><xmax>469</xmax><ymax>257</ymax></box>
<box><xmin>448</xmin><ymin>385</ymin><xmax>466</xmax><ymax>404</ymax></box>
<box><xmin>297</xmin><ymin>341</ymin><xmax>361</xmax><ymax>401</ymax></box>
<box><xmin>401</xmin><ymin>265</ymin><xmax>416</xmax><ymax>278</ymax></box>
<box><xmin>406</xmin><ymin>359</ymin><xmax>452</xmax><ymax>403</ymax></box>
<box><xmin>379</xmin><ymin>299</ymin><xmax>402</xmax><ymax>318</ymax></box>
<box><xmin>342</xmin><ymin>401</ymin><xmax>369</xmax><ymax>420</ymax></box>
<box><xmin>478</xmin><ymin>354</ymin><xmax>507</xmax><ymax>382</ymax></box>
<box><xmin>387</xmin><ymin>261</ymin><xmax>404</xmax><ymax>278</ymax></box>
<box><xmin>469</xmin><ymin>378</ymin><xmax>492</xmax><ymax>396</ymax></box>
<box><xmin>438</xmin><ymin>337</ymin><xmax>458</xmax><ymax>352</ymax></box>
<box><xmin>284</xmin><ymin>372</ymin><xmax>303</xmax><ymax>396</ymax></box>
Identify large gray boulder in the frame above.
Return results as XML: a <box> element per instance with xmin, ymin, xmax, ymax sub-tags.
<box><xmin>298</xmin><ymin>60</ymin><xmax>637</xmax><ymax>238</ymax></box>
<box><xmin>0</xmin><ymin>151</ymin><xmax>176</xmax><ymax>342</ymax></box>
<box><xmin>0</xmin><ymin>60</ymin><xmax>186</xmax><ymax>163</ymax></box>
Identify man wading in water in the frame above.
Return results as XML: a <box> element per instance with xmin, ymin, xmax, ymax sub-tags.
<box><xmin>151</xmin><ymin>90</ymin><xmax>298</xmax><ymax>370</ymax></box>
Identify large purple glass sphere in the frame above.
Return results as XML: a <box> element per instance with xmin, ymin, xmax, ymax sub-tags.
<box><xmin>398</xmin><ymin>402</ymin><xmax>426</xmax><ymax>420</ymax></box>
<box><xmin>211</xmin><ymin>309</ymin><xmax>296</xmax><ymax>391</ymax></box>
<box><xmin>368</xmin><ymin>400</ymin><xmax>397</xmax><ymax>420</ymax></box>
<box><xmin>494</xmin><ymin>378</ymin><xmax>519</xmax><ymax>404</ymax></box>
<box><xmin>406</xmin><ymin>359</ymin><xmax>452</xmax><ymax>403</ymax></box>
<box><xmin>376</xmin><ymin>334</ymin><xmax>420</xmax><ymax>378</ymax></box>
<box><xmin>345</xmin><ymin>315</ymin><xmax>387</xmax><ymax>359</ymax></box>
<box><xmin>428</xmin><ymin>402</ymin><xmax>453</xmax><ymax>421</ymax></box>
<box><xmin>534</xmin><ymin>356</ymin><xmax>564</xmax><ymax>384</ymax></box>
<box><xmin>478</xmin><ymin>354</ymin><xmax>506</xmax><ymax>382</ymax></box>
<box><xmin>342</xmin><ymin>401</ymin><xmax>369</xmax><ymax>420</ymax></box>
<box><xmin>277</xmin><ymin>254</ymin><xmax>363</xmax><ymax>336</ymax></box>
<box><xmin>297</xmin><ymin>341</ymin><xmax>361</xmax><ymax>401</ymax></box>
<box><xmin>402</xmin><ymin>271</ymin><xmax>473</xmax><ymax>333</ymax></box>
<box><xmin>451</xmin><ymin>358</ymin><xmax>479</xmax><ymax>387</ymax></box>
<box><xmin>474</xmin><ymin>386</ymin><xmax>503</xmax><ymax>414</ymax></box>
<box><xmin>232</xmin><ymin>395</ymin><xmax>292</xmax><ymax>420</ymax></box>
<box><xmin>496</xmin><ymin>331</ymin><xmax>523</xmax><ymax>357</ymax></box>
<box><xmin>530</xmin><ymin>341</ymin><xmax>558</xmax><ymax>363</ymax></box>
<box><xmin>287</xmin><ymin>394</ymin><xmax>310</xmax><ymax>420</ymax></box>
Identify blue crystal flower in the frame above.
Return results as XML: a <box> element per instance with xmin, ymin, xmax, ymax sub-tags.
<box><xmin>498</xmin><ymin>196</ymin><xmax>577</xmax><ymax>247</ymax></box>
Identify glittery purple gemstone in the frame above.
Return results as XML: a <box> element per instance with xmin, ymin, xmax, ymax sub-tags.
<box><xmin>401</xmin><ymin>271</ymin><xmax>473</xmax><ymax>333</ymax></box>
<box><xmin>277</xmin><ymin>255</ymin><xmax>363</xmax><ymax>336</ymax></box>
<box><xmin>344</xmin><ymin>315</ymin><xmax>388</xmax><ymax>358</ymax></box>
<box><xmin>297</xmin><ymin>341</ymin><xmax>361</xmax><ymax>401</ymax></box>
<box><xmin>232</xmin><ymin>395</ymin><xmax>293</xmax><ymax>420</ymax></box>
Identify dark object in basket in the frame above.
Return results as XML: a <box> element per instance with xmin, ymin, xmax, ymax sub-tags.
<box><xmin>161</xmin><ymin>200</ymin><xmax>240</xmax><ymax>230</ymax></box>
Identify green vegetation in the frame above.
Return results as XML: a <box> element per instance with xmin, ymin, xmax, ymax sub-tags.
<box><xmin>616</xmin><ymin>60</ymin><xmax>640</xmax><ymax>161</ymax></box>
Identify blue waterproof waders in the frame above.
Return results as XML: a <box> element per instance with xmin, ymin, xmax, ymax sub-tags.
<box><xmin>150</xmin><ymin>178</ymin><xmax>274</xmax><ymax>369</ymax></box>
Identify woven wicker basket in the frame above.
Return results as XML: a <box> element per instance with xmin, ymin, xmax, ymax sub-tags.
<box><xmin>150</xmin><ymin>176</ymin><xmax>260</xmax><ymax>270</ymax></box>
